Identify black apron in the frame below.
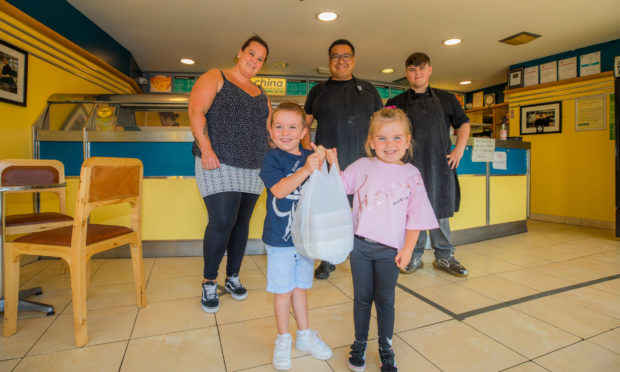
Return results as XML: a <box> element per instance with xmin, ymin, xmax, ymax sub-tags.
<box><xmin>405</xmin><ymin>89</ymin><xmax>460</xmax><ymax>219</ymax></box>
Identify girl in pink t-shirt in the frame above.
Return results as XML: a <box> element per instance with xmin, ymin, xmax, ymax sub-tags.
<box><xmin>326</xmin><ymin>107</ymin><xmax>438</xmax><ymax>372</ymax></box>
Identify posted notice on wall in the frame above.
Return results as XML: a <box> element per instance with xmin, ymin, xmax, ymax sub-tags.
<box><xmin>472</xmin><ymin>138</ymin><xmax>495</xmax><ymax>162</ymax></box>
<box><xmin>575</xmin><ymin>95</ymin><xmax>606</xmax><ymax>131</ymax></box>
<box><xmin>580</xmin><ymin>51</ymin><xmax>601</xmax><ymax>76</ymax></box>
<box><xmin>492</xmin><ymin>151</ymin><xmax>507</xmax><ymax>170</ymax></box>
<box><xmin>524</xmin><ymin>66</ymin><xmax>539</xmax><ymax>87</ymax></box>
<box><xmin>559</xmin><ymin>57</ymin><xmax>577</xmax><ymax>80</ymax></box>
<box><xmin>540</xmin><ymin>61</ymin><xmax>557</xmax><ymax>84</ymax></box>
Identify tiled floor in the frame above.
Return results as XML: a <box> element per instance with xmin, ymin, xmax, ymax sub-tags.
<box><xmin>1</xmin><ymin>220</ymin><xmax>619</xmax><ymax>371</ymax></box>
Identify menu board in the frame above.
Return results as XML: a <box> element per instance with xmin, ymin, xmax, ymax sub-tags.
<box><xmin>173</xmin><ymin>76</ymin><xmax>195</xmax><ymax>93</ymax></box>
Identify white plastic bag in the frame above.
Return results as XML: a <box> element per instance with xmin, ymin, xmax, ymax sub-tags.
<box><xmin>291</xmin><ymin>161</ymin><xmax>353</xmax><ymax>264</ymax></box>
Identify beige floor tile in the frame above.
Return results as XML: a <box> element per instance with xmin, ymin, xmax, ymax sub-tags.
<box><xmin>589</xmin><ymin>249</ymin><xmax>620</xmax><ymax>264</ymax></box>
<box><xmin>399</xmin><ymin>320</ymin><xmax>526</xmax><ymax>372</ymax></box>
<box><xmin>0</xmin><ymin>359</ymin><xmax>20</xmax><ymax>372</ymax></box>
<box><xmin>218</xmin><ymin>315</ymin><xmax>300</xmax><ymax>371</ymax></box>
<box><xmin>415</xmin><ymin>283</ymin><xmax>498</xmax><ymax>314</ymax></box>
<box><xmin>148</xmin><ymin>256</ymin><xmax>204</xmax><ymax>281</ymax></box>
<box><xmin>29</xmin><ymin>306</ymin><xmax>137</xmax><ymax>355</ymax></box>
<box><xmin>215</xmin><ymin>288</ymin><xmax>275</xmax><ymax>325</ymax></box>
<box><xmin>304</xmin><ymin>302</ymin><xmax>377</xmax><ymax>350</ymax></box>
<box><xmin>393</xmin><ymin>290</ymin><xmax>451</xmax><ymax>332</ymax></box>
<box><xmin>588</xmin><ymin>328</ymin><xmax>620</xmax><ymax>354</ymax></box>
<box><xmin>530</xmin><ymin>262</ymin><xmax>605</xmax><ymax>283</ymax></box>
<box><xmin>306</xmin><ymin>278</ymin><xmax>352</xmax><ymax>310</ymax></box>
<box><xmin>69</xmin><ymin>282</ymin><xmax>144</xmax><ymax>312</ymax></box>
<box><xmin>397</xmin><ymin>267</ymin><xmax>453</xmax><ymax>290</ymax></box>
<box><xmin>457</xmin><ymin>275</ymin><xmax>539</xmax><ymax>302</ymax></box>
<box><xmin>535</xmin><ymin>340</ymin><xmax>620</xmax><ymax>372</ymax></box>
<box><xmin>464</xmin><ymin>307</ymin><xmax>580</xmax><ymax>359</ymax></box>
<box><xmin>486</xmin><ymin>252</ymin><xmax>553</xmax><ymax>268</ymax></box>
<box><xmin>234</xmin><ymin>268</ymin><xmax>268</xmax><ymax>290</ymax></box>
<box><xmin>146</xmin><ymin>275</ymin><xmax>201</xmax><ymax>303</ymax></box>
<box><xmin>591</xmin><ymin>279</ymin><xmax>620</xmax><ymax>295</ymax></box>
<box><xmin>520</xmin><ymin>246</ymin><xmax>582</xmax><ymax>262</ymax></box>
<box><xmin>89</xmin><ymin>257</ymin><xmax>154</xmax><ymax>287</ymax></box>
<box><xmin>16</xmin><ymin>289</ymin><xmax>72</xmax><ymax>320</ymax></box>
<box><xmin>0</xmin><ymin>316</ymin><xmax>55</xmax><ymax>359</ymax></box>
<box><xmin>496</xmin><ymin>268</ymin><xmax>574</xmax><ymax>291</ymax></box>
<box><xmin>328</xmin><ymin>337</ymin><xmax>441</xmax><ymax>372</ymax></box>
<box><xmin>464</xmin><ymin>256</ymin><xmax>524</xmax><ymax>273</ymax></box>
<box><xmin>513</xmin><ymin>296</ymin><xmax>619</xmax><ymax>338</ymax></box>
<box><xmin>244</xmin><ymin>354</ymin><xmax>333</xmax><ymax>371</ymax></box>
<box><xmin>556</xmin><ymin>287</ymin><xmax>620</xmax><ymax>318</ymax></box>
<box><xmin>121</xmin><ymin>327</ymin><xmax>224</xmax><ymax>372</ymax></box>
<box><xmin>328</xmin><ymin>275</ymin><xmax>354</xmax><ymax>299</ymax></box>
<box><xmin>14</xmin><ymin>341</ymin><xmax>126</xmax><ymax>372</ymax></box>
<box><xmin>502</xmin><ymin>362</ymin><xmax>549</xmax><ymax>372</ymax></box>
<box><xmin>560</xmin><ymin>257</ymin><xmax>620</xmax><ymax>276</ymax></box>
<box><xmin>250</xmin><ymin>254</ymin><xmax>268</xmax><ymax>272</ymax></box>
<box><xmin>132</xmin><ymin>297</ymin><xmax>215</xmax><ymax>338</ymax></box>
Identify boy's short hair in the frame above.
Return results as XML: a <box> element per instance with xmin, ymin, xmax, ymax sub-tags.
<box><xmin>271</xmin><ymin>101</ymin><xmax>306</xmax><ymax>127</ymax></box>
<box><xmin>405</xmin><ymin>52</ymin><xmax>431</xmax><ymax>68</ymax></box>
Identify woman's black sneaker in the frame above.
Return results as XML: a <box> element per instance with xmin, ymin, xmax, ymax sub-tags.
<box><xmin>201</xmin><ymin>281</ymin><xmax>219</xmax><ymax>313</ymax></box>
<box><xmin>379</xmin><ymin>346</ymin><xmax>397</xmax><ymax>372</ymax></box>
<box><xmin>348</xmin><ymin>340</ymin><xmax>367</xmax><ymax>371</ymax></box>
<box><xmin>225</xmin><ymin>273</ymin><xmax>248</xmax><ymax>300</ymax></box>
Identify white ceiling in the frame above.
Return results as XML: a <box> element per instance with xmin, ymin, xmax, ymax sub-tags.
<box><xmin>68</xmin><ymin>0</ymin><xmax>620</xmax><ymax>92</ymax></box>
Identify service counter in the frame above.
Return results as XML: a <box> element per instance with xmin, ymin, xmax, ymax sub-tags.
<box><xmin>32</xmin><ymin>94</ymin><xmax>530</xmax><ymax>257</ymax></box>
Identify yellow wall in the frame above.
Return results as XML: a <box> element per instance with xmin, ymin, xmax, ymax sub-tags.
<box><xmin>0</xmin><ymin>5</ymin><xmax>137</xmax><ymax>160</ymax></box>
<box><xmin>507</xmin><ymin>73</ymin><xmax>615</xmax><ymax>225</ymax></box>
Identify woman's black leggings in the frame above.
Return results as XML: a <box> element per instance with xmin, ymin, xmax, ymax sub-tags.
<box><xmin>350</xmin><ymin>236</ymin><xmax>400</xmax><ymax>348</ymax></box>
<box><xmin>202</xmin><ymin>192</ymin><xmax>260</xmax><ymax>280</ymax></box>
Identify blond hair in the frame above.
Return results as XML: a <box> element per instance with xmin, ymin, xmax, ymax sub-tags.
<box><xmin>270</xmin><ymin>101</ymin><xmax>306</xmax><ymax>127</ymax></box>
<box><xmin>364</xmin><ymin>107</ymin><xmax>414</xmax><ymax>162</ymax></box>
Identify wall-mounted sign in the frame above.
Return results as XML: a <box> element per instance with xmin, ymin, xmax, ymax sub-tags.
<box><xmin>575</xmin><ymin>95</ymin><xmax>606</xmax><ymax>131</ymax></box>
<box><xmin>251</xmin><ymin>77</ymin><xmax>286</xmax><ymax>96</ymax></box>
<box><xmin>580</xmin><ymin>51</ymin><xmax>601</xmax><ymax>76</ymax></box>
<box><xmin>150</xmin><ymin>75</ymin><xmax>173</xmax><ymax>93</ymax></box>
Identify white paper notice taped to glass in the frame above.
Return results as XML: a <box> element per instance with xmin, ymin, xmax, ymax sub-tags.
<box><xmin>471</xmin><ymin>138</ymin><xmax>495</xmax><ymax>162</ymax></box>
<box><xmin>492</xmin><ymin>151</ymin><xmax>507</xmax><ymax>170</ymax></box>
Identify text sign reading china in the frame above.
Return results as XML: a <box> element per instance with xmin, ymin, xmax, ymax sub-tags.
<box><xmin>251</xmin><ymin>77</ymin><xmax>286</xmax><ymax>96</ymax></box>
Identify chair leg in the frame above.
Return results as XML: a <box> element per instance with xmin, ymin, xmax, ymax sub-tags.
<box><xmin>130</xmin><ymin>240</ymin><xmax>146</xmax><ymax>307</ymax></box>
<box><xmin>69</xmin><ymin>257</ymin><xmax>89</xmax><ymax>347</ymax></box>
<box><xmin>2</xmin><ymin>251</ymin><xmax>20</xmax><ymax>337</ymax></box>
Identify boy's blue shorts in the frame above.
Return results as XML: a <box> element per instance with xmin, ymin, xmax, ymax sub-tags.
<box><xmin>266</xmin><ymin>245</ymin><xmax>315</xmax><ymax>294</ymax></box>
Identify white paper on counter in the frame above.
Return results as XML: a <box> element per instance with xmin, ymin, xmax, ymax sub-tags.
<box><xmin>472</xmin><ymin>138</ymin><xmax>495</xmax><ymax>162</ymax></box>
<box><xmin>492</xmin><ymin>151</ymin><xmax>507</xmax><ymax>170</ymax></box>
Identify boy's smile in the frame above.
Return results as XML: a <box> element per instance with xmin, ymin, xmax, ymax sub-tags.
<box><xmin>270</xmin><ymin>110</ymin><xmax>307</xmax><ymax>155</ymax></box>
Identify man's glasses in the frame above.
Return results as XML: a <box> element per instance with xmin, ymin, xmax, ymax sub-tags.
<box><xmin>329</xmin><ymin>53</ymin><xmax>353</xmax><ymax>63</ymax></box>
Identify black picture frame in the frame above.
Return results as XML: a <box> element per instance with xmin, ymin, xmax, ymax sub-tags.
<box><xmin>520</xmin><ymin>101</ymin><xmax>562</xmax><ymax>135</ymax></box>
<box><xmin>0</xmin><ymin>39</ymin><xmax>28</xmax><ymax>106</ymax></box>
<box><xmin>508</xmin><ymin>68</ymin><xmax>523</xmax><ymax>89</ymax></box>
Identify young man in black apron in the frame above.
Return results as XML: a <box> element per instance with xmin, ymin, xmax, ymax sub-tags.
<box><xmin>386</xmin><ymin>52</ymin><xmax>470</xmax><ymax>277</ymax></box>
<box><xmin>302</xmin><ymin>39</ymin><xmax>383</xmax><ymax>279</ymax></box>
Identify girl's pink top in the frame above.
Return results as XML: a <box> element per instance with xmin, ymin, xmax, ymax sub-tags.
<box><xmin>341</xmin><ymin>157</ymin><xmax>439</xmax><ymax>250</ymax></box>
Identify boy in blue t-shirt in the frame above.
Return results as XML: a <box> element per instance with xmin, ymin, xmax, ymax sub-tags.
<box><xmin>259</xmin><ymin>102</ymin><xmax>333</xmax><ymax>370</ymax></box>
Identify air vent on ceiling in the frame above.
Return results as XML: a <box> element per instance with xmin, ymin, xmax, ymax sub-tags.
<box><xmin>499</xmin><ymin>31</ymin><xmax>541</xmax><ymax>46</ymax></box>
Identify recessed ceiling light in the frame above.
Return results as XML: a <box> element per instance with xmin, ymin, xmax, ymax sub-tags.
<box><xmin>442</xmin><ymin>38</ymin><xmax>462</xmax><ymax>46</ymax></box>
<box><xmin>274</xmin><ymin>62</ymin><xmax>289</xmax><ymax>68</ymax></box>
<box><xmin>180</xmin><ymin>58</ymin><xmax>195</xmax><ymax>65</ymax></box>
<box><xmin>316</xmin><ymin>11</ymin><xmax>338</xmax><ymax>22</ymax></box>
<box><xmin>459</xmin><ymin>80</ymin><xmax>472</xmax><ymax>85</ymax></box>
<box><xmin>381</xmin><ymin>68</ymin><xmax>395</xmax><ymax>74</ymax></box>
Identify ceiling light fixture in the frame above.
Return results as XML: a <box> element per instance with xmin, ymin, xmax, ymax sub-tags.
<box><xmin>499</xmin><ymin>31</ymin><xmax>541</xmax><ymax>45</ymax></box>
<box><xmin>442</xmin><ymin>38</ymin><xmax>462</xmax><ymax>46</ymax></box>
<box><xmin>316</xmin><ymin>11</ymin><xmax>338</xmax><ymax>21</ymax></box>
<box><xmin>381</xmin><ymin>68</ymin><xmax>395</xmax><ymax>74</ymax></box>
<box><xmin>274</xmin><ymin>62</ymin><xmax>289</xmax><ymax>68</ymax></box>
<box><xmin>459</xmin><ymin>80</ymin><xmax>472</xmax><ymax>85</ymax></box>
<box><xmin>180</xmin><ymin>58</ymin><xmax>195</xmax><ymax>65</ymax></box>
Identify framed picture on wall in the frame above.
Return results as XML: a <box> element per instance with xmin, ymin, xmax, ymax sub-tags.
<box><xmin>0</xmin><ymin>39</ymin><xmax>28</xmax><ymax>106</ymax></box>
<box><xmin>520</xmin><ymin>102</ymin><xmax>562</xmax><ymax>135</ymax></box>
<box><xmin>508</xmin><ymin>68</ymin><xmax>523</xmax><ymax>89</ymax></box>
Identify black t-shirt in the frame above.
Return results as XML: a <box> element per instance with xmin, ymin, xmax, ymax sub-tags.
<box><xmin>386</xmin><ymin>87</ymin><xmax>469</xmax><ymax>131</ymax></box>
<box><xmin>305</xmin><ymin>77</ymin><xmax>383</xmax><ymax>169</ymax></box>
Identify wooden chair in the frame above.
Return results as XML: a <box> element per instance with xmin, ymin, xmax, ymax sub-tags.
<box><xmin>3</xmin><ymin>157</ymin><xmax>147</xmax><ymax>347</ymax></box>
<box><xmin>0</xmin><ymin>159</ymin><xmax>73</xmax><ymax>236</ymax></box>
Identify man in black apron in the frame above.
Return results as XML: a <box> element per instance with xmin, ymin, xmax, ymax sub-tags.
<box><xmin>386</xmin><ymin>52</ymin><xmax>470</xmax><ymax>277</ymax></box>
<box><xmin>302</xmin><ymin>39</ymin><xmax>383</xmax><ymax>279</ymax></box>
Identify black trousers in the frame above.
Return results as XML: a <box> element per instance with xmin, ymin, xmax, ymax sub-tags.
<box><xmin>202</xmin><ymin>192</ymin><xmax>260</xmax><ymax>280</ymax></box>
<box><xmin>350</xmin><ymin>236</ymin><xmax>400</xmax><ymax>348</ymax></box>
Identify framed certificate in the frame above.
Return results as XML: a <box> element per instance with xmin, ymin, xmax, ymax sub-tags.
<box><xmin>508</xmin><ymin>68</ymin><xmax>523</xmax><ymax>89</ymax></box>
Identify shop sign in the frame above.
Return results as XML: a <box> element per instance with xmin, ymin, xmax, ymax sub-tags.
<box><xmin>251</xmin><ymin>77</ymin><xmax>286</xmax><ymax>96</ymax></box>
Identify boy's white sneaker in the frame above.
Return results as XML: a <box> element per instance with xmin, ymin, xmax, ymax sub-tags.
<box><xmin>295</xmin><ymin>329</ymin><xmax>333</xmax><ymax>360</ymax></box>
<box><xmin>273</xmin><ymin>333</ymin><xmax>292</xmax><ymax>370</ymax></box>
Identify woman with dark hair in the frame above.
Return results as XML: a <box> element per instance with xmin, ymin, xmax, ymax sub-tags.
<box><xmin>188</xmin><ymin>35</ymin><xmax>271</xmax><ymax>313</ymax></box>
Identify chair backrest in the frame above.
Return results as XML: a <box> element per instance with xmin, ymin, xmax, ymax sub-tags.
<box><xmin>74</xmin><ymin>157</ymin><xmax>143</xmax><ymax>228</ymax></box>
<box><xmin>0</xmin><ymin>159</ymin><xmax>66</xmax><ymax>214</ymax></box>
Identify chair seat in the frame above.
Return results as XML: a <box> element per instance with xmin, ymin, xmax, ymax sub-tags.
<box><xmin>14</xmin><ymin>224</ymin><xmax>134</xmax><ymax>246</ymax></box>
<box><xmin>6</xmin><ymin>212</ymin><xmax>73</xmax><ymax>227</ymax></box>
